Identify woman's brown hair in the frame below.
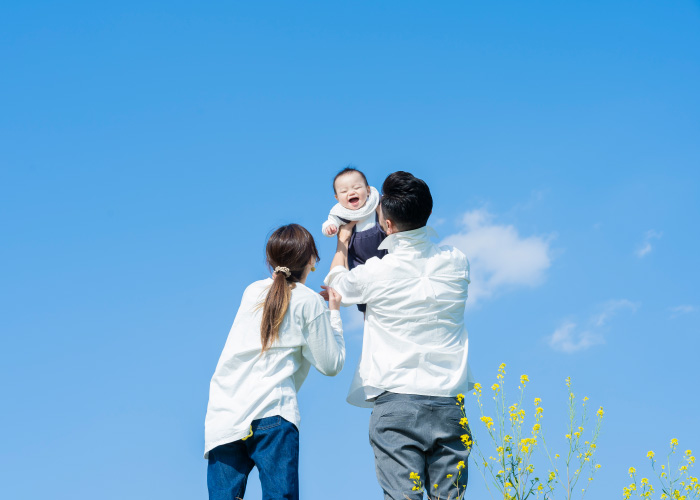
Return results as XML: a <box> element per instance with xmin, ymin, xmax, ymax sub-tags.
<box><xmin>260</xmin><ymin>224</ymin><xmax>320</xmax><ymax>352</ymax></box>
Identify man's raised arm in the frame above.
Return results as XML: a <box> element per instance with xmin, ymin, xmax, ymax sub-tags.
<box><xmin>329</xmin><ymin>221</ymin><xmax>355</xmax><ymax>271</ymax></box>
<box><xmin>322</xmin><ymin>221</ymin><xmax>368</xmax><ymax>307</ymax></box>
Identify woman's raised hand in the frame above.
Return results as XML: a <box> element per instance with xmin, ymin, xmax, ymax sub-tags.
<box><xmin>320</xmin><ymin>286</ymin><xmax>342</xmax><ymax>310</ymax></box>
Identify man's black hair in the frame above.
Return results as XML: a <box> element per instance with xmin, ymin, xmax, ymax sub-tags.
<box><xmin>333</xmin><ymin>166</ymin><xmax>369</xmax><ymax>193</ymax></box>
<box><xmin>380</xmin><ymin>171</ymin><xmax>432</xmax><ymax>231</ymax></box>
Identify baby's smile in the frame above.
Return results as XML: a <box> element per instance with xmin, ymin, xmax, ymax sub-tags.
<box><xmin>334</xmin><ymin>171</ymin><xmax>370</xmax><ymax>211</ymax></box>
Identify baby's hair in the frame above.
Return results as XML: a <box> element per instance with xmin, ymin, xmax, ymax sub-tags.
<box><xmin>333</xmin><ymin>166</ymin><xmax>369</xmax><ymax>193</ymax></box>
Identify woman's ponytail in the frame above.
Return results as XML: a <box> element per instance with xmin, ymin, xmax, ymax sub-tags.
<box><xmin>260</xmin><ymin>270</ymin><xmax>292</xmax><ymax>351</ymax></box>
<box><xmin>260</xmin><ymin>224</ymin><xmax>319</xmax><ymax>353</ymax></box>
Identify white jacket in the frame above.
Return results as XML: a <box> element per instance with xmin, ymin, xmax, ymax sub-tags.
<box><xmin>204</xmin><ymin>279</ymin><xmax>345</xmax><ymax>457</ymax></box>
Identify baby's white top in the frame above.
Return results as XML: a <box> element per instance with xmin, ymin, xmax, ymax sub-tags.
<box><xmin>322</xmin><ymin>186</ymin><xmax>380</xmax><ymax>236</ymax></box>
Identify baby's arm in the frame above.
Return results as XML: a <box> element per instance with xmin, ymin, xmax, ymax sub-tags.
<box><xmin>322</xmin><ymin>214</ymin><xmax>344</xmax><ymax>237</ymax></box>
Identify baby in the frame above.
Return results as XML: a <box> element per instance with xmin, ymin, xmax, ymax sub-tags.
<box><xmin>323</xmin><ymin>167</ymin><xmax>387</xmax><ymax>312</ymax></box>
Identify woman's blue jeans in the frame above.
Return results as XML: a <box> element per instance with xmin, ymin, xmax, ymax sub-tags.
<box><xmin>207</xmin><ymin>416</ymin><xmax>299</xmax><ymax>500</ymax></box>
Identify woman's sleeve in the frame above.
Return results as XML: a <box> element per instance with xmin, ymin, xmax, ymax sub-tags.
<box><xmin>301</xmin><ymin>308</ymin><xmax>345</xmax><ymax>376</ymax></box>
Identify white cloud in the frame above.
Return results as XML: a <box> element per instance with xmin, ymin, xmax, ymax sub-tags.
<box><xmin>548</xmin><ymin>322</ymin><xmax>604</xmax><ymax>354</ymax></box>
<box><xmin>669</xmin><ymin>305</ymin><xmax>696</xmax><ymax>319</ymax></box>
<box><xmin>592</xmin><ymin>299</ymin><xmax>639</xmax><ymax>327</ymax></box>
<box><xmin>548</xmin><ymin>299</ymin><xmax>639</xmax><ymax>353</ymax></box>
<box><xmin>636</xmin><ymin>230</ymin><xmax>662</xmax><ymax>258</ymax></box>
<box><xmin>441</xmin><ymin>209</ymin><xmax>553</xmax><ymax>306</ymax></box>
<box><xmin>340</xmin><ymin>306</ymin><xmax>365</xmax><ymax>336</ymax></box>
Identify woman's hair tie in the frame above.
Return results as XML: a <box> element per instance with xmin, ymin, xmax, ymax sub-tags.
<box><xmin>274</xmin><ymin>266</ymin><xmax>291</xmax><ymax>278</ymax></box>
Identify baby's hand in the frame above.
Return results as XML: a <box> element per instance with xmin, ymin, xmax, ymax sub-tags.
<box><xmin>324</xmin><ymin>224</ymin><xmax>338</xmax><ymax>236</ymax></box>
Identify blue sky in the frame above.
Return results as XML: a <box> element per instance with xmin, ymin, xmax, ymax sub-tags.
<box><xmin>1</xmin><ymin>1</ymin><xmax>699</xmax><ymax>498</ymax></box>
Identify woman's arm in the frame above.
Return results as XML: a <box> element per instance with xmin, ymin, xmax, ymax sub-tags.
<box><xmin>301</xmin><ymin>289</ymin><xmax>345</xmax><ymax>376</ymax></box>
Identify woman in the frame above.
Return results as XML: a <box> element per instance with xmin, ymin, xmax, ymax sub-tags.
<box><xmin>204</xmin><ymin>224</ymin><xmax>345</xmax><ymax>500</ymax></box>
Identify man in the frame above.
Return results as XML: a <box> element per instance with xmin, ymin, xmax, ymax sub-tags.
<box><xmin>324</xmin><ymin>171</ymin><xmax>474</xmax><ymax>500</ymax></box>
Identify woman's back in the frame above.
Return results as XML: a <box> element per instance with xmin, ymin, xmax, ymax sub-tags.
<box><xmin>204</xmin><ymin>278</ymin><xmax>343</xmax><ymax>458</ymax></box>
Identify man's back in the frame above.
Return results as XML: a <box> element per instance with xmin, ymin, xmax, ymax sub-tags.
<box><xmin>326</xmin><ymin>226</ymin><xmax>472</xmax><ymax>407</ymax></box>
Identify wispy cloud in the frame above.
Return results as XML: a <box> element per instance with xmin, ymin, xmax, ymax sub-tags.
<box><xmin>591</xmin><ymin>299</ymin><xmax>639</xmax><ymax>327</ymax></box>
<box><xmin>340</xmin><ymin>307</ymin><xmax>365</xmax><ymax>336</ymax></box>
<box><xmin>548</xmin><ymin>322</ymin><xmax>604</xmax><ymax>354</ymax></box>
<box><xmin>441</xmin><ymin>209</ymin><xmax>553</xmax><ymax>306</ymax></box>
<box><xmin>669</xmin><ymin>305</ymin><xmax>696</xmax><ymax>319</ymax></box>
<box><xmin>548</xmin><ymin>299</ymin><xmax>639</xmax><ymax>353</ymax></box>
<box><xmin>636</xmin><ymin>230</ymin><xmax>662</xmax><ymax>258</ymax></box>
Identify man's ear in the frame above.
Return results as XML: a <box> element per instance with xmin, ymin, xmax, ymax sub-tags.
<box><xmin>385</xmin><ymin>219</ymin><xmax>396</xmax><ymax>235</ymax></box>
<box><xmin>334</xmin><ymin>194</ymin><xmax>338</xmax><ymax>201</ymax></box>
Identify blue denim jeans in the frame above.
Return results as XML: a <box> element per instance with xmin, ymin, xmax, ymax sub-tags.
<box><xmin>369</xmin><ymin>392</ymin><xmax>471</xmax><ymax>500</ymax></box>
<box><xmin>207</xmin><ymin>416</ymin><xmax>299</xmax><ymax>500</ymax></box>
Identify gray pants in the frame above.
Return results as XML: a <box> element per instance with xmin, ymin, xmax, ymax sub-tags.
<box><xmin>369</xmin><ymin>392</ymin><xmax>471</xmax><ymax>500</ymax></box>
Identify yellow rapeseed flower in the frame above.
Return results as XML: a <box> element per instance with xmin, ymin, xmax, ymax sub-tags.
<box><xmin>630</xmin><ymin>467</ymin><xmax>637</xmax><ymax>475</ymax></box>
<box><xmin>648</xmin><ymin>451</ymin><xmax>655</xmax><ymax>459</ymax></box>
<box><xmin>461</xmin><ymin>434</ymin><xmax>472</xmax><ymax>447</ymax></box>
<box><xmin>456</xmin><ymin>393</ymin><xmax>464</xmax><ymax>403</ymax></box>
<box><xmin>534</xmin><ymin>397</ymin><xmax>542</xmax><ymax>406</ymax></box>
<box><xmin>597</xmin><ymin>407</ymin><xmax>604</xmax><ymax>418</ymax></box>
<box><xmin>520</xmin><ymin>374</ymin><xmax>529</xmax><ymax>384</ymax></box>
<box><xmin>536</xmin><ymin>407</ymin><xmax>544</xmax><ymax>415</ymax></box>
<box><xmin>473</xmin><ymin>382</ymin><xmax>481</xmax><ymax>391</ymax></box>
<box><xmin>446</xmin><ymin>474</ymin><xmax>453</xmax><ymax>478</ymax></box>
<box><xmin>460</xmin><ymin>417</ymin><xmax>469</xmax><ymax>427</ymax></box>
<box><xmin>480</xmin><ymin>416</ymin><xmax>494</xmax><ymax>429</ymax></box>
<box><xmin>410</xmin><ymin>472</ymin><xmax>420</xmax><ymax>480</ymax></box>
<box><xmin>492</xmin><ymin>383</ymin><xmax>500</xmax><ymax>392</ymax></box>
<box><xmin>457</xmin><ymin>461</ymin><xmax>465</xmax><ymax>470</ymax></box>
<box><xmin>671</xmin><ymin>438</ymin><xmax>679</xmax><ymax>447</ymax></box>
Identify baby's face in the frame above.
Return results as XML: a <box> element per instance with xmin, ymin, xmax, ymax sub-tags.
<box><xmin>334</xmin><ymin>172</ymin><xmax>370</xmax><ymax>211</ymax></box>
